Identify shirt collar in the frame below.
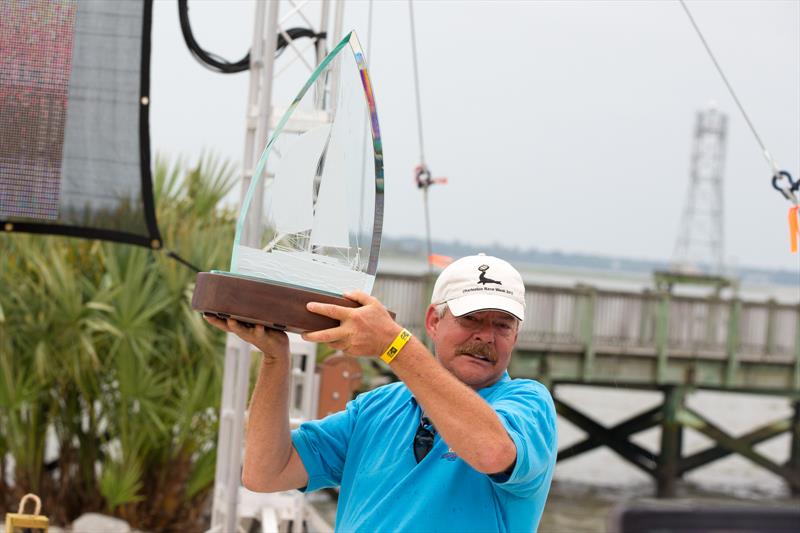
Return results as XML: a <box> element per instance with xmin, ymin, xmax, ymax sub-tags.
<box><xmin>477</xmin><ymin>371</ymin><xmax>511</xmax><ymax>399</ymax></box>
<box><xmin>409</xmin><ymin>371</ymin><xmax>510</xmax><ymax>406</ymax></box>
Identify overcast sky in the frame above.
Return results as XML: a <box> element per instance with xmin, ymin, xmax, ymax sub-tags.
<box><xmin>149</xmin><ymin>0</ymin><xmax>799</xmax><ymax>272</ymax></box>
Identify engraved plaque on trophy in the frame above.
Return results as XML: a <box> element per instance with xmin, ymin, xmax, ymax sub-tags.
<box><xmin>192</xmin><ymin>31</ymin><xmax>385</xmax><ymax>333</ymax></box>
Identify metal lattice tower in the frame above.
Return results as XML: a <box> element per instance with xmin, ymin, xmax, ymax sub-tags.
<box><xmin>672</xmin><ymin>105</ymin><xmax>728</xmax><ymax>275</ymax></box>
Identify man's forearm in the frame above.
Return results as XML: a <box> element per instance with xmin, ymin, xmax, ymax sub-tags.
<box><xmin>389</xmin><ymin>337</ymin><xmax>517</xmax><ymax>474</ymax></box>
<box><xmin>300</xmin><ymin>293</ymin><xmax>517</xmax><ymax>474</ymax></box>
<box><xmin>241</xmin><ymin>355</ymin><xmax>294</xmax><ymax>491</ymax></box>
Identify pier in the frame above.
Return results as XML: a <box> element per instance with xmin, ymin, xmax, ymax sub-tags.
<box><xmin>373</xmin><ymin>271</ymin><xmax>800</xmax><ymax>496</ymax></box>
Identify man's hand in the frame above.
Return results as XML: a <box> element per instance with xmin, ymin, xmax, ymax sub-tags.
<box><xmin>203</xmin><ymin>315</ymin><xmax>290</xmax><ymax>364</ymax></box>
<box><xmin>302</xmin><ymin>291</ymin><xmax>401</xmax><ymax>357</ymax></box>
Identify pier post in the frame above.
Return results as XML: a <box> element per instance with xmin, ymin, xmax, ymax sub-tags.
<box><xmin>657</xmin><ymin>385</ymin><xmax>685</xmax><ymax>497</ymax></box>
<box><xmin>655</xmin><ymin>292</ymin><xmax>670</xmax><ymax>383</ymax></box>
<box><xmin>790</xmin><ymin>400</ymin><xmax>800</xmax><ymax>495</ymax></box>
<box><xmin>724</xmin><ymin>298</ymin><xmax>742</xmax><ymax>387</ymax></box>
<box><xmin>579</xmin><ymin>287</ymin><xmax>596</xmax><ymax>381</ymax></box>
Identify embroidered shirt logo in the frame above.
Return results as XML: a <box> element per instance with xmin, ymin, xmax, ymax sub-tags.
<box><xmin>477</xmin><ymin>265</ymin><xmax>502</xmax><ymax>286</ymax></box>
<box><xmin>440</xmin><ymin>448</ymin><xmax>458</xmax><ymax>461</ymax></box>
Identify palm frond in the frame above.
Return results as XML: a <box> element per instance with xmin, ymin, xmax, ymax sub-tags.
<box><xmin>0</xmin><ymin>153</ymin><xmax>234</xmax><ymax>528</ymax></box>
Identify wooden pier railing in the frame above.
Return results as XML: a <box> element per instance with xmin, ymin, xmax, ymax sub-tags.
<box><xmin>373</xmin><ymin>272</ymin><xmax>800</xmax><ymax>495</ymax></box>
<box><xmin>372</xmin><ymin>273</ymin><xmax>800</xmax><ymax>393</ymax></box>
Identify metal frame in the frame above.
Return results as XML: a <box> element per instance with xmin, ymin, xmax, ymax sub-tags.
<box><xmin>209</xmin><ymin>2</ymin><xmax>345</xmax><ymax>532</ymax></box>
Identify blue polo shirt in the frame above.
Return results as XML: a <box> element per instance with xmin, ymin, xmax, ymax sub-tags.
<box><xmin>291</xmin><ymin>372</ymin><xmax>557</xmax><ymax>532</ymax></box>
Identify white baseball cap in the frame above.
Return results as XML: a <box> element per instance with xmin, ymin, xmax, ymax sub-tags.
<box><xmin>430</xmin><ymin>253</ymin><xmax>525</xmax><ymax>321</ymax></box>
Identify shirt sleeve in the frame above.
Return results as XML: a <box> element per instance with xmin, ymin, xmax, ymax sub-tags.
<box><xmin>291</xmin><ymin>396</ymin><xmax>360</xmax><ymax>492</ymax></box>
<box><xmin>488</xmin><ymin>382</ymin><xmax>557</xmax><ymax>497</ymax></box>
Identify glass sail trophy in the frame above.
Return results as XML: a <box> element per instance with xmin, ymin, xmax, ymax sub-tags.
<box><xmin>192</xmin><ymin>32</ymin><xmax>384</xmax><ymax>333</ymax></box>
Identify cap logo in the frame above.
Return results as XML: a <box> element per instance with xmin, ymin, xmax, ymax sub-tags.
<box><xmin>477</xmin><ymin>265</ymin><xmax>502</xmax><ymax>286</ymax></box>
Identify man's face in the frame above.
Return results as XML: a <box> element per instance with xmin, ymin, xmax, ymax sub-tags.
<box><xmin>425</xmin><ymin>305</ymin><xmax>519</xmax><ymax>390</ymax></box>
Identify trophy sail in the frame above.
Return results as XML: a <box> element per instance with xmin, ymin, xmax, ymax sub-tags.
<box><xmin>232</xmin><ymin>30</ymin><xmax>381</xmax><ymax>296</ymax></box>
<box><xmin>191</xmin><ymin>31</ymin><xmax>385</xmax><ymax>333</ymax></box>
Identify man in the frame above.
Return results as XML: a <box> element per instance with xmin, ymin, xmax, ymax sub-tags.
<box><xmin>205</xmin><ymin>254</ymin><xmax>558</xmax><ymax>532</ymax></box>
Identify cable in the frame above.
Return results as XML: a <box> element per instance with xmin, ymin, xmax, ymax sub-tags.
<box><xmin>165</xmin><ymin>249</ymin><xmax>202</xmax><ymax>273</ymax></box>
<box><xmin>678</xmin><ymin>0</ymin><xmax>780</xmax><ymax>175</ymax></box>
<box><xmin>408</xmin><ymin>0</ymin><xmax>435</xmax><ymax>273</ymax></box>
<box><xmin>679</xmin><ymin>0</ymin><xmax>798</xmax><ymax>206</ymax></box>
<box><xmin>408</xmin><ymin>0</ymin><xmax>427</xmax><ymax>167</ymax></box>
<box><xmin>178</xmin><ymin>0</ymin><xmax>248</xmax><ymax>73</ymax></box>
<box><xmin>367</xmin><ymin>0</ymin><xmax>375</xmax><ymax>56</ymax></box>
<box><xmin>177</xmin><ymin>0</ymin><xmax>325</xmax><ymax>74</ymax></box>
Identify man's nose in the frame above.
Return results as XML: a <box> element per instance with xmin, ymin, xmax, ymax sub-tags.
<box><xmin>471</xmin><ymin>320</ymin><xmax>495</xmax><ymax>343</ymax></box>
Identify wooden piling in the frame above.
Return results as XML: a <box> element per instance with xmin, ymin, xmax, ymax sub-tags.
<box><xmin>656</xmin><ymin>385</ymin><xmax>685</xmax><ymax>497</ymax></box>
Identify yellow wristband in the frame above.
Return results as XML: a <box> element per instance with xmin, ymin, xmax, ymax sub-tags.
<box><xmin>380</xmin><ymin>329</ymin><xmax>412</xmax><ymax>364</ymax></box>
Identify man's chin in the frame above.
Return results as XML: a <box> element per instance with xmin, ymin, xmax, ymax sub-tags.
<box><xmin>449</xmin><ymin>361</ymin><xmax>500</xmax><ymax>389</ymax></box>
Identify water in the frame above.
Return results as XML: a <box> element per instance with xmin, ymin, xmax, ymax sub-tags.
<box><xmin>555</xmin><ymin>386</ymin><xmax>793</xmax><ymax>492</ymax></box>
<box><xmin>540</xmin><ymin>385</ymin><xmax>797</xmax><ymax>531</ymax></box>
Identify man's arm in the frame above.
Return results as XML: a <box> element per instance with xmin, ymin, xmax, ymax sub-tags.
<box><xmin>302</xmin><ymin>294</ymin><xmax>517</xmax><ymax>475</ymax></box>
<box><xmin>204</xmin><ymin>316</ymin><xmax>309</xmax><ymax>492</ymax></box>
<box><xmin>389</xmin><ymin>336</ymin><xmax>517</xmax><ymax>474</ymax></box>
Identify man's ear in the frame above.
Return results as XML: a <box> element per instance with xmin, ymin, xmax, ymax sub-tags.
<box><xmin>424</xmin><ymin>305</ymin><xmax>440</xmax><ymax>339</ymax></box>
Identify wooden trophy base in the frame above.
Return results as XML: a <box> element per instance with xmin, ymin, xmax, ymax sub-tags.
<box><xmin>191</xmin><ymin>271</ymin><xmax>360</xmax><ymax>334</ymax></box>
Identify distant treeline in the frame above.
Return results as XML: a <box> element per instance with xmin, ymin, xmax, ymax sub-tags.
<box><xmin>381</xmin><ymin>236</ymin><xmax>799</xmax><ymax>287</ymax></box>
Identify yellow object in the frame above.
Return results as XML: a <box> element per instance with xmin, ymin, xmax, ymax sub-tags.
<box><xmin>5</xmin><ymin>493</ymin><xmax>49</xmax><ymax>532</ymax></box>
<box><xmin>380</xmin><ymin>328</ymin><xmax>412</xmax><ymax>364</ymax></box>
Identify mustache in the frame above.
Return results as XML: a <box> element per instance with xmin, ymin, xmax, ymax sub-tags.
<box><xmin>456</xmin><ymin>341</ymin><xmax>496</xmax><ymax>362</ymax></box>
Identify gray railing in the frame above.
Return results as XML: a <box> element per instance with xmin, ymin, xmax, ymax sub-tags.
<box><xmin>372</xmin><ymin>273</ymin><xmax>800</xmax><ymax>364</ymax></box>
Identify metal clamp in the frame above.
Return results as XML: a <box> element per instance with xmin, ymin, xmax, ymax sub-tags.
<box><xmin>771</xmin><ymin>170</ymin><xmax>799</xmax><ymax>202</ymax></box>
<box><xmin>414</xmin><ymin>164</ymin><xmax>448</xmax><ymax>189</ymax></box>
<box><xmin>414</xmin><ymin>164</ymin><xmax>432</xmax><ymax>189</ymax></box>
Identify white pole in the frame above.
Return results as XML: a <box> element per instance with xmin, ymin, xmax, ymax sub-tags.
<box><xmin>210</xmin><ymin>0</ymin><xmax>346</xmax><ymax>530</ymax></box>
<box><xmin>210</xmin><ymin>2</ymin><xmax>280</xmax><ymax>532</ymax></box>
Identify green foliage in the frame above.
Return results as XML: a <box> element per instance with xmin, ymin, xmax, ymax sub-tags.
<box><xmin>0</xmin><ymin>154</ymin><xmax>237</xmax><ymax>531</ymax></box>
<box><xmin>99</xmin><ymin>459</ymin><xmax>145</xmax><ymax>510</ymax></box>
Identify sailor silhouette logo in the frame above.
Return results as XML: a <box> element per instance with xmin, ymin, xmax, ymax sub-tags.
<box><xmin>477</xmin><ymin>265</ymin><xmax>502</xmax><ymax>286</ymax></box>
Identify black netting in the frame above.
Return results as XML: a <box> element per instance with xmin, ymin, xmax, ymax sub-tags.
<box><xmin>0</xmin><ymin>0</ymin><xmax>160</xmax><ymax>248</ymax></box>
